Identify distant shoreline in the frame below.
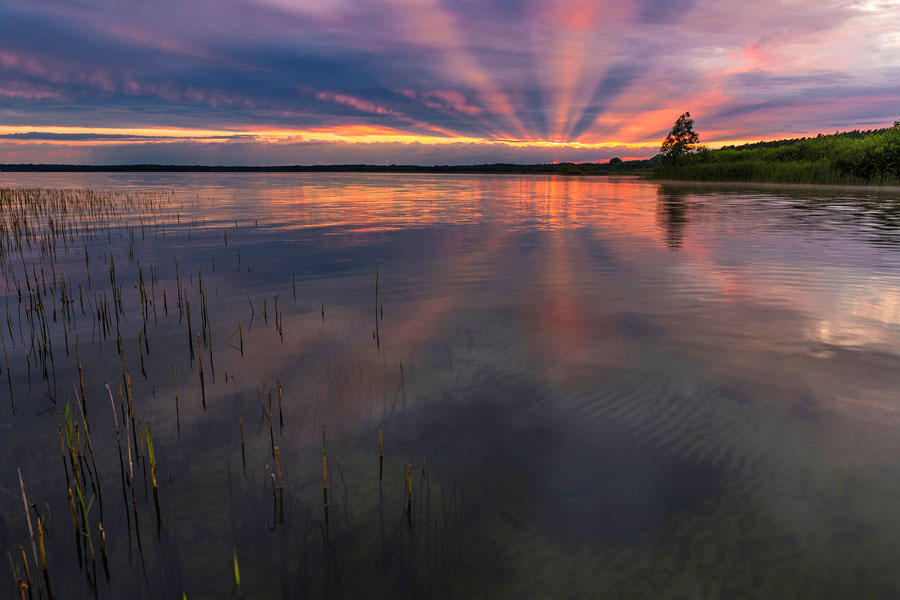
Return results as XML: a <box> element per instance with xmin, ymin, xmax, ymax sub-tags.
<box><xmin>4</xmin><ymin>159</ymin><xmax>897</xmax><ymax>189</ymax></box>
<box><xmin>0</xmin><ymin>161</ymin><xmax>655</xmax><ymax>175</ymax></box>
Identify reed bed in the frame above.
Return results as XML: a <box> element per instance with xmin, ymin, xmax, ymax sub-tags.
<box><xmin>0</xmin><ymin>186</ymin><xmax>461</xmax><ymax>599</ymax></box>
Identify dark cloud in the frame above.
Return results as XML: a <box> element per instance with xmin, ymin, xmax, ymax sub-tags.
<box><xmin>0</xmin><ymin>132</ymin><xmax>256</xmax><ymax>141</ymax></box>
<box><xmin>0</xmin><ymin>0</ymin><xmax>897</xmax><ymax>162</ymax></box>
<box><xmin>637</xmin><ymin>0</ymin><xmax>696</xmax><ymax>24</ymax></box>
<box><xmin>569</xmin><ymin>63</ymin><xmax>643</xmax><ymax>140</ymax></box>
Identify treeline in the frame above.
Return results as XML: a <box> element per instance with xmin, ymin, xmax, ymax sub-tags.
<box><xmin>0</xmin><ymin>158</ymin><xmax>658</xmax><ymax>175</ymax></box>
<box><xmin>654</xmin><ymin>122</ymin><xmax>900</xmax><ymax>185</ymax></box>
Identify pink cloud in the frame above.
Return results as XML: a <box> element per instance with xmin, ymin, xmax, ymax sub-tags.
<box><xmin>0</xmin><ymin>81</ymin><xmax>65</xmax><ymax>100</ymax></box>
<box><xmin>316</xmin><ymin>91</ymin><xmax>406</xmax><ymax>118</ymax></box>
<box><xmin>398</xmin><ymin>89</ymin><xmax>483</xmax><ymax>116</ymax></box>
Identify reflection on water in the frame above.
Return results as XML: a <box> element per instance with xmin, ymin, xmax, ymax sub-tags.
<box><xmin>656</xmin><ymin>185</ymin><xmax>690</xmax><ymax>249</ymax></box>
<box><xmin>1</xmin><ymin>173</ymin><xmax>900</xmax><ymax>599</ymax></box>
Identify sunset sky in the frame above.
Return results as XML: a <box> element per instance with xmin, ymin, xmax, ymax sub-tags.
<box><xmin>1</xmin><ymin>0</ymin><xmax>898</xmax><ymax>165</ymax></box>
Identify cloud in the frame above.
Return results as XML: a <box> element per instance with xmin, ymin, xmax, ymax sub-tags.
<box><xmin>0</xmin><ymin>132</ymin><xmax>259</xmax><ymax>142</ymax></box>
<box><xmin>0</xmin><ymin>0</ymin><xmax>897</xmax><ymax>163</ymax></box>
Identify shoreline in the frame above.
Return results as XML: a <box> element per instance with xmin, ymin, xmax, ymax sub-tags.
<box><xmin>644</xmin><ymin>177</ymin><xmax>900</xmax><ymax>192</ymax></box>
<box><xmin>2</xmin><ymin>165</ymin><xmax>899</xmax><ymax>191</ymax></box>
<box><xmin>0</xmin><ymin>163</ymin><xmax>649</xmax><ymax>175</ymax></box>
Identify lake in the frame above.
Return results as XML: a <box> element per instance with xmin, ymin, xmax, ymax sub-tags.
<box><xmin>1</xmin><ymin>173</ymin><xmax>900</xmax><ymax>599</ymax></box>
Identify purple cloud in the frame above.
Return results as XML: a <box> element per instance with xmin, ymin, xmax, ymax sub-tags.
<box><xmin>0</xmin><ymin>0</ymin><xmax>897</xmax><ymax>163</ymax></box>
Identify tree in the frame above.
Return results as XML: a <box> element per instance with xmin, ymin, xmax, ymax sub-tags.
<box><xmin>608</xmin><ymin>157</ymin><xmax>623</xmax><ymax>165</ymax></box>
<box><xmin>558</xmin><ymin>162</ymin><xmax>586</xmax><ymax>175</ymax></box>
<box><xmin>661</xmin><ymin>112</ymin><xmax>702</xmax><ymax>164</ymax></box>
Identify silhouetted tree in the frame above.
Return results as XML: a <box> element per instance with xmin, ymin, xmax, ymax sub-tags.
<box><xmin>558</xmin><ymin>162</ymin><xmax>586</xmax><ymax>175</ymax></box>
<box><xmin>661</xmin><ymin>112</ymin><xmax>702</xmax><ymax>164</ymax></box>
<box><xmin>608</xmin><ymin>157</ymin><xmax>623</xmax><ymax>164</ymax></box>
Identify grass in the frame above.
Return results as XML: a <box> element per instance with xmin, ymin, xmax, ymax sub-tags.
<box><xmin>0</xmin><ymin>185</ymin><xmax>460</xmax><ymax>599</ymax></box>
<box><xmin>652</xmin><ymin>122</ymin><xmax>900</xmax><ymax>185</ymax></box>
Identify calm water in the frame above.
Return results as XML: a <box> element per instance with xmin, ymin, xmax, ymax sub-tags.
<box><xmin>1</xmin><ymin>173</ymin><xmax>900</xmax><ymax>599</ymax></box>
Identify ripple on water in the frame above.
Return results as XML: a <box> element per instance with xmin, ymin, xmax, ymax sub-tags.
<box><xmin>391</xmin><ymin>372</ymin><xmax>728</xmax><ymax>550</ymax></box>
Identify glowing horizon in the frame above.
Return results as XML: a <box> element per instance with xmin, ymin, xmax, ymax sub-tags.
<box><xmin>1</xmin><ymin>0</ymin><xmax>898</xmax><ymax>164</ymax></box>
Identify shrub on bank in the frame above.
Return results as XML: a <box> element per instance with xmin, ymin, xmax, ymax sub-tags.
<box><xmin>653</xmin><ymin>122</ymin><xmax>900</xmax><ymax>185</ymax></box>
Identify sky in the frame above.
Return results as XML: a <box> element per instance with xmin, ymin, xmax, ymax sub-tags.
<box><xmin>0</xmin><ymin>0</ymin><xmax>898</xmax><ymax>165</ymax></box>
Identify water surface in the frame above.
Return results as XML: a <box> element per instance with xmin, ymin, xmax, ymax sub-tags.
<box><xmin>1</xmin><ymin>173</ymin><xmax>899</xmax><ymax>599</ymax></box>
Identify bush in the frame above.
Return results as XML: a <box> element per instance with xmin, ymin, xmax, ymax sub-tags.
<box><xmin>653</xmin><ymin>122</ymin><xmax>900</xmax><ymax>185</ymax></box>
